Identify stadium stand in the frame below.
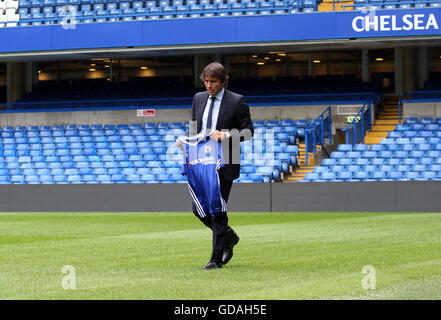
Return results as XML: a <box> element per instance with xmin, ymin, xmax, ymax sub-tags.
<box><xmin>298</xmin><ymin>117</ymin><xmax>441</xmax><ymax>182</ymax></box>
<box><xmin>5</xmin><ymin>75</ymin><xmax>378</xmax><ymax>111</ymax></box>
<box><xmin>0</xmin><ymin>119</ymin><xmax>299</xmax><ymax>184</ymax></box>
<box><xmin>1</xmin><ymin>0</ymin><xmax>440</xmax><ymax>28</ymax></box>
<box><xmin>0</xmin><ymin>0</ymin><xmax>316</xmax><ymax>27</ymax></box>
<box><xmin>403</xmin><ymin>73</ymin><xmax>441</xmax><ymax>101</ymax></box>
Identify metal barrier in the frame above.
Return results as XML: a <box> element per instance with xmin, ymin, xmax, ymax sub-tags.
<box><xmin>341</xmin><ymin>100</ymin><xmax>372</xmax><ymax>144</ymax></box>
<box><xmin>304</xmin><ymin>106</ymin><xmax>332</xmax><ymax>165</ymax></box>
<box><xmin>398</xmin><ymin>90</ymin><xmax>441</xmax><ymax>124</ymax></box>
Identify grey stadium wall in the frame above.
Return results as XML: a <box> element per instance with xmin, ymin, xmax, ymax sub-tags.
<box><xmin>1</xmin><ymin>181</ymin><xmax>440</xmax><ymax>212</ymax></box>
<box><xmin>0</xmin><ymin>104</ymin><xmax>363</xmax><ymax>131</ymax></box>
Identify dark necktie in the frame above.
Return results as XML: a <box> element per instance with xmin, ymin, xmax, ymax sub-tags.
<box><xmin>206</xmin><ymin>96</ymin><xmax>215</xmax><ymax>132</ymax></box>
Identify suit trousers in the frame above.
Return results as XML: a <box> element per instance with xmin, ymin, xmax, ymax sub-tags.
<box><xmin>192</xmin><ymin>170</ymin><xmax>235</xmax><ymax>263</ymax></box>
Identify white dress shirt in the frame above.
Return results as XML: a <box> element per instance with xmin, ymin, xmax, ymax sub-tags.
<box><xmin>201</xmin><ymin>87</ymin><xmax>225</xmax><ymax>133</ymax></box>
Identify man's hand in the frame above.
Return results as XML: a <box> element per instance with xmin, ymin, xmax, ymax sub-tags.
<box><xmin>176</xmin><ymin>139</ymin><xmax>184</xmax><ymax>150</ymax></box>
<box><xmin>209</xmin><ymin>130</ymin><xmax>229</xmax><ymax>141</ymax></box>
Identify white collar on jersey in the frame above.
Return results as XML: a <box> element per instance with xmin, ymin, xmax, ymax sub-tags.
<box><xmin>177</xmin><ymin>132</ymin><xmax>207</xmax><ymax>146</ymax></box>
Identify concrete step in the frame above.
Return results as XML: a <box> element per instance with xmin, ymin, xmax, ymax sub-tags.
<box><xmin>380</xmin><ymin>110</ymin><xmax>398</xmax><ymax>114</ymax></box>
<box><xmin>380</xmin><ymin>111</ymin><xmax>399</xmax><ymax>114</ymax></box>
<box><xmin>383</xmin><ymin>110</ymin><xmax>399</xmax><ymax>115</ymax></box>
<box><xmin>384</xmin><ymin>96</ymin><xmax>400</xmax><ymax>102</ymax></box>
<box><xmin>288</xmin><ymin>175</ymin><xmax>309</xmax><ymax>180</ymax></box>
<box><xmin>371</xmin><ymin>124</ymin><xmax>397</xmax><ymax>131</ymax></box>
<box><xmin>364</xmin><ymin>136</ymin><xmax>384</xmax><ymax>144</ymax></box>
<box><xmin>290</xmin><ymin>173</ymin><xmax>308</xmax><ymax>177</ymax></box>
<box><xmin>367</xmin><ymin>131</ymin><xmax>389</xmax><ymax>137</ymax></box>
<box><xmin>380</xmin><ymin>116</ymin><xmax>399</xmax><ymax>120</ymax></box>
<box><xmin>383</xmin><ymin>105</ymin><xmax>398</xmax><ymax>109</ymax></box>
<box><xmin>375</xmin><ymin>119</ymin><xmax>399</xmax><ymax>125</ymax></box>
<box><xmin>295</xmin><ymin>168</ymin><xmax>315</xmax><ymax>173</ymax></box>
<box><xmin>383</xmin><ymin>113</ymin><xmax>399</xmax><ymax>117</ymax></box>
<box><xmin>284</xmin><ymin>165</ymin><xmax>316</xmax><ymax>182</ymax></box>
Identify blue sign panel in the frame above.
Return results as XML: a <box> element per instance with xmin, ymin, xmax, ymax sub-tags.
<box><xmin>0</xmin><ymin>9</ymin><xmax>440</xmax><ymax>54</ymax></box>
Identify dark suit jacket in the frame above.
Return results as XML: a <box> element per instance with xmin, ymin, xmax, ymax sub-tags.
<box><xmin>190</xmin><ymin>89</ymin><xmax>254</xmax><ymax>181</ymax></box>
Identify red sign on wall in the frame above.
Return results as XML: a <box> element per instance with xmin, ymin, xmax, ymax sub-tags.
<box><xmin>137</xmin><ymin>109</ymin><xmax>155</xmax><ymax>117</ymax></box>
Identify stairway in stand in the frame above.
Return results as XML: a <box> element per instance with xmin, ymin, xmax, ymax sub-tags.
<box><xmin>284</xmin><ymin>96</ymin><xmax>400</xmax><ymax>182</ymax></box>
<box><xmin>364</xmin><ymin>96</ymin><xmax>400</xmax><ymax>145</ymax></box>
<box><xmin>284</xmin><ymin>143</ymin><xmax>316</xmax><ymax>182</ymax></box>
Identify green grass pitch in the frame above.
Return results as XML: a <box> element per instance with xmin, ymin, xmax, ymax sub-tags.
<box><xmin>0</xmin><ymin>211</ymin><xmax>440</xmax><ymax>300</ymax></box>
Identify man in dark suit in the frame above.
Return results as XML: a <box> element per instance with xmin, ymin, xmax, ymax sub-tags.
<box><xmin>177</xmin><ymin>62</ymin><xmax>254</xmax><ymax>270</ymax></box>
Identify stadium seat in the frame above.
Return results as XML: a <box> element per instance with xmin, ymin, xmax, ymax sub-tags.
<box><xmin>0</xmin><ymin>120</ymin><xmax>298</xmax><ymax>185</ymax></box>
<box><xmin>337</xmin><ymin>171</ymin><xmax>352</xmax><ymax>181</ymax></box>
<box><xmin>370</xmin><ymin>171</ymin><xmax>385</xmax><ymax>181</ymax></box>
<box><xmin>404</xmin><ymin>171</ymin><xmax>419</xmax><ymax>181</ymax></box>
<box><xmin>337</xmin><ymin>144</ymin><xmax>352</xmax><ymax>152</ymax></box>
<box><xmin>404</xmin><ymin>118</ymin><xmax>418</xmax><ymax>124</ymax></box>
<box><xmin>421</xmin><ymin>171</ymin><xmax>436</xmax><ymax>180</ymax></box>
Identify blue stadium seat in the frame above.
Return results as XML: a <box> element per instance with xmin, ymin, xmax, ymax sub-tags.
<box><xmin>67</xmin><ymin>175</ymin><xmax>82</xmax><ymax>184</ymax></box>
<box><xmin>404</xmin><ymin>117</ymin><xmax>418</xmax><ymax>125</ymax></box>
<box><xmin>404</xmin><ymin>171</ymin><xmax>419</xmax><ymax>181</ymax></box>
<box><xmin>428</xmin><ymin>150</ymin><xmax>441</xmax><ymax>158</ymax></box>
<box><xmin>321</xmin><ymin>158</ymin><xmax>336</xmax><ymax>167</ymax></box>
<box><xmin>354</xmin><ymin>171</ymin><xmax>369</xmax><ymax>181</ymax></box>
<box><xmin>353</xmin><ymin>144</ymin><xmax>368</xmax><ymax>152</ymax></box>
<box><xmin>387</xmin><ymin>171</ymin><xmax>403</xmax><ymax>180</ymax></box>
<box><xmin>379</xmin><ymin>151</ymin><xmax>393</xmax><ymax>158</ymax></box>
<box><xmin>250</xmin><ymin>120</ymin><xmax>264</xmax><ymax>128</ymax></box>
<box><xmin>111</xmin><ymin>174</ymin><xmax>125</xmax><ymax>183</ymax></box>
<box><xmin>321</xmin><ymin>172</ymin><xmax>336</xmax><ymax>181</ymax></box>
<box><xmin>347</xmin><ymin>151</ymin><xmax>361</xmax><ymax>159</ymax></box>
<box><xmin>83</xmin><ymin>175</ymin><xmax>96</xmax><ymax>183</ymax></box>
<box><xmin>53</xmin><ymin>175</ymin><xmax>67</xmax><ymax>183</ymax></box>
<box><xmin>338</xmin><ymin>158</ymin><xmax>352</xmax><ymax>167</ymax></box>
<box><xmin>304</xmin><ymin>172</ymin><xmax>319</xmax><ymax>181</ymax></box>
<box><xmin>413</xmin><ymin>164</ymin><xmax>426</xmax><ymax>173</ymax></box>
<box><xmin>280</xmin><ymin>120</ymin><xmax>294</xmax><ymax>127</ymax></box>
<box><xmin>337</xmin><ymin>144</ymin><xmax>352</xmax><ymax>152</ymax></box>
<box><xmin>331</xmin><ymin>165</ymin><xmax>344</xmax><ymax>174</ymax></box>
<box><xmin>38</xmin><ymin>175</ymin><xmax>53</xmax><ymax>184</ymax></box>
<box><xmin>355</xmin><ymin>158</ymin><xmax>368</xmax><ymax>166</ymax></box>
<box><xmin>403</xmin><ymin>131</ymin><xmax>417</xmax><ymax>139</ymax></box>
<box><xmin>314</xmin><ymin>166</ymin><xmax>328</xmax><ymax>175</ymax></box>
<box><xmin>420</xmin><ymin>117</ymin><xmax>434</xmax><ymax>124</ymax></box>
<box><xmin>368</xmin><ymin>171</ymin><xmax>384</xmax><ymax>180</ymax></box>
<box><xmin>157</xmin><ymin>174</ymin><xmax>170</xmax><ymax>183</ymax></box>
<box><xmin>331</xmin><ymin>151</ymin><xmax>344</xmax><ymax>159</ymax></box>
<box><xmin>421</xmin><ymin>171</ymin><xmax>436</xmax><ymax>180</ymax></box>
<box><xmin>97</xmin><ymin>174</ymin><xmax>112</xmax><ymax>183</ymax></box>
<box><xmin>337</xmin><ymin>171</ymin><xmax>352</xmax><ymax>181</ymax></box>
<box><xmin>386</xmin><ymin>158</ymin><xmax>400</xmax><ymax>167</ymax></box>
<box><xmin>280</xmin><ymin>144</ymin><xmax>296</xmax><ymax>156</ymax></box>
<box><xmin>388</xmin><ymin>131</ymin><xmax>401</xmax><ymax>139</ymax></box>
<box><xmin>266</xmin><ymin>120</ymin><xmax>279</xmax><ymax>127</ymax></box>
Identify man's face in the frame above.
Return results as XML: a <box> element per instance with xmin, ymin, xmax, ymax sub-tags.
<box><xmin>204</xmin><ymin>76</ymin><xmax>225</xmax><ymax>96</ymax></box>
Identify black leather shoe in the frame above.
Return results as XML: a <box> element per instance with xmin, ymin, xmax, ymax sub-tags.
<box><xmin>202</xmin><ymin>261</ymin><xmax>222</xmax><ymax>270</ymax></box>
<box><xmin>222</xmin><ymin>233</ymin><xmax>240</xmax><ymax>266</ymax></box>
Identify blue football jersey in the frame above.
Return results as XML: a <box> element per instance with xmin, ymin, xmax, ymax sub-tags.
<box><xmin>178</xmin><ymin>134</ymin><xmax>227</xmax><ymax>218</ymax></box>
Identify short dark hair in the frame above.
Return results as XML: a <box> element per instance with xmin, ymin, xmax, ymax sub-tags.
<box><xmin>200</xmin><ymin>62</ymin><xmax>228</xmax><ymax>85</ymax></box>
